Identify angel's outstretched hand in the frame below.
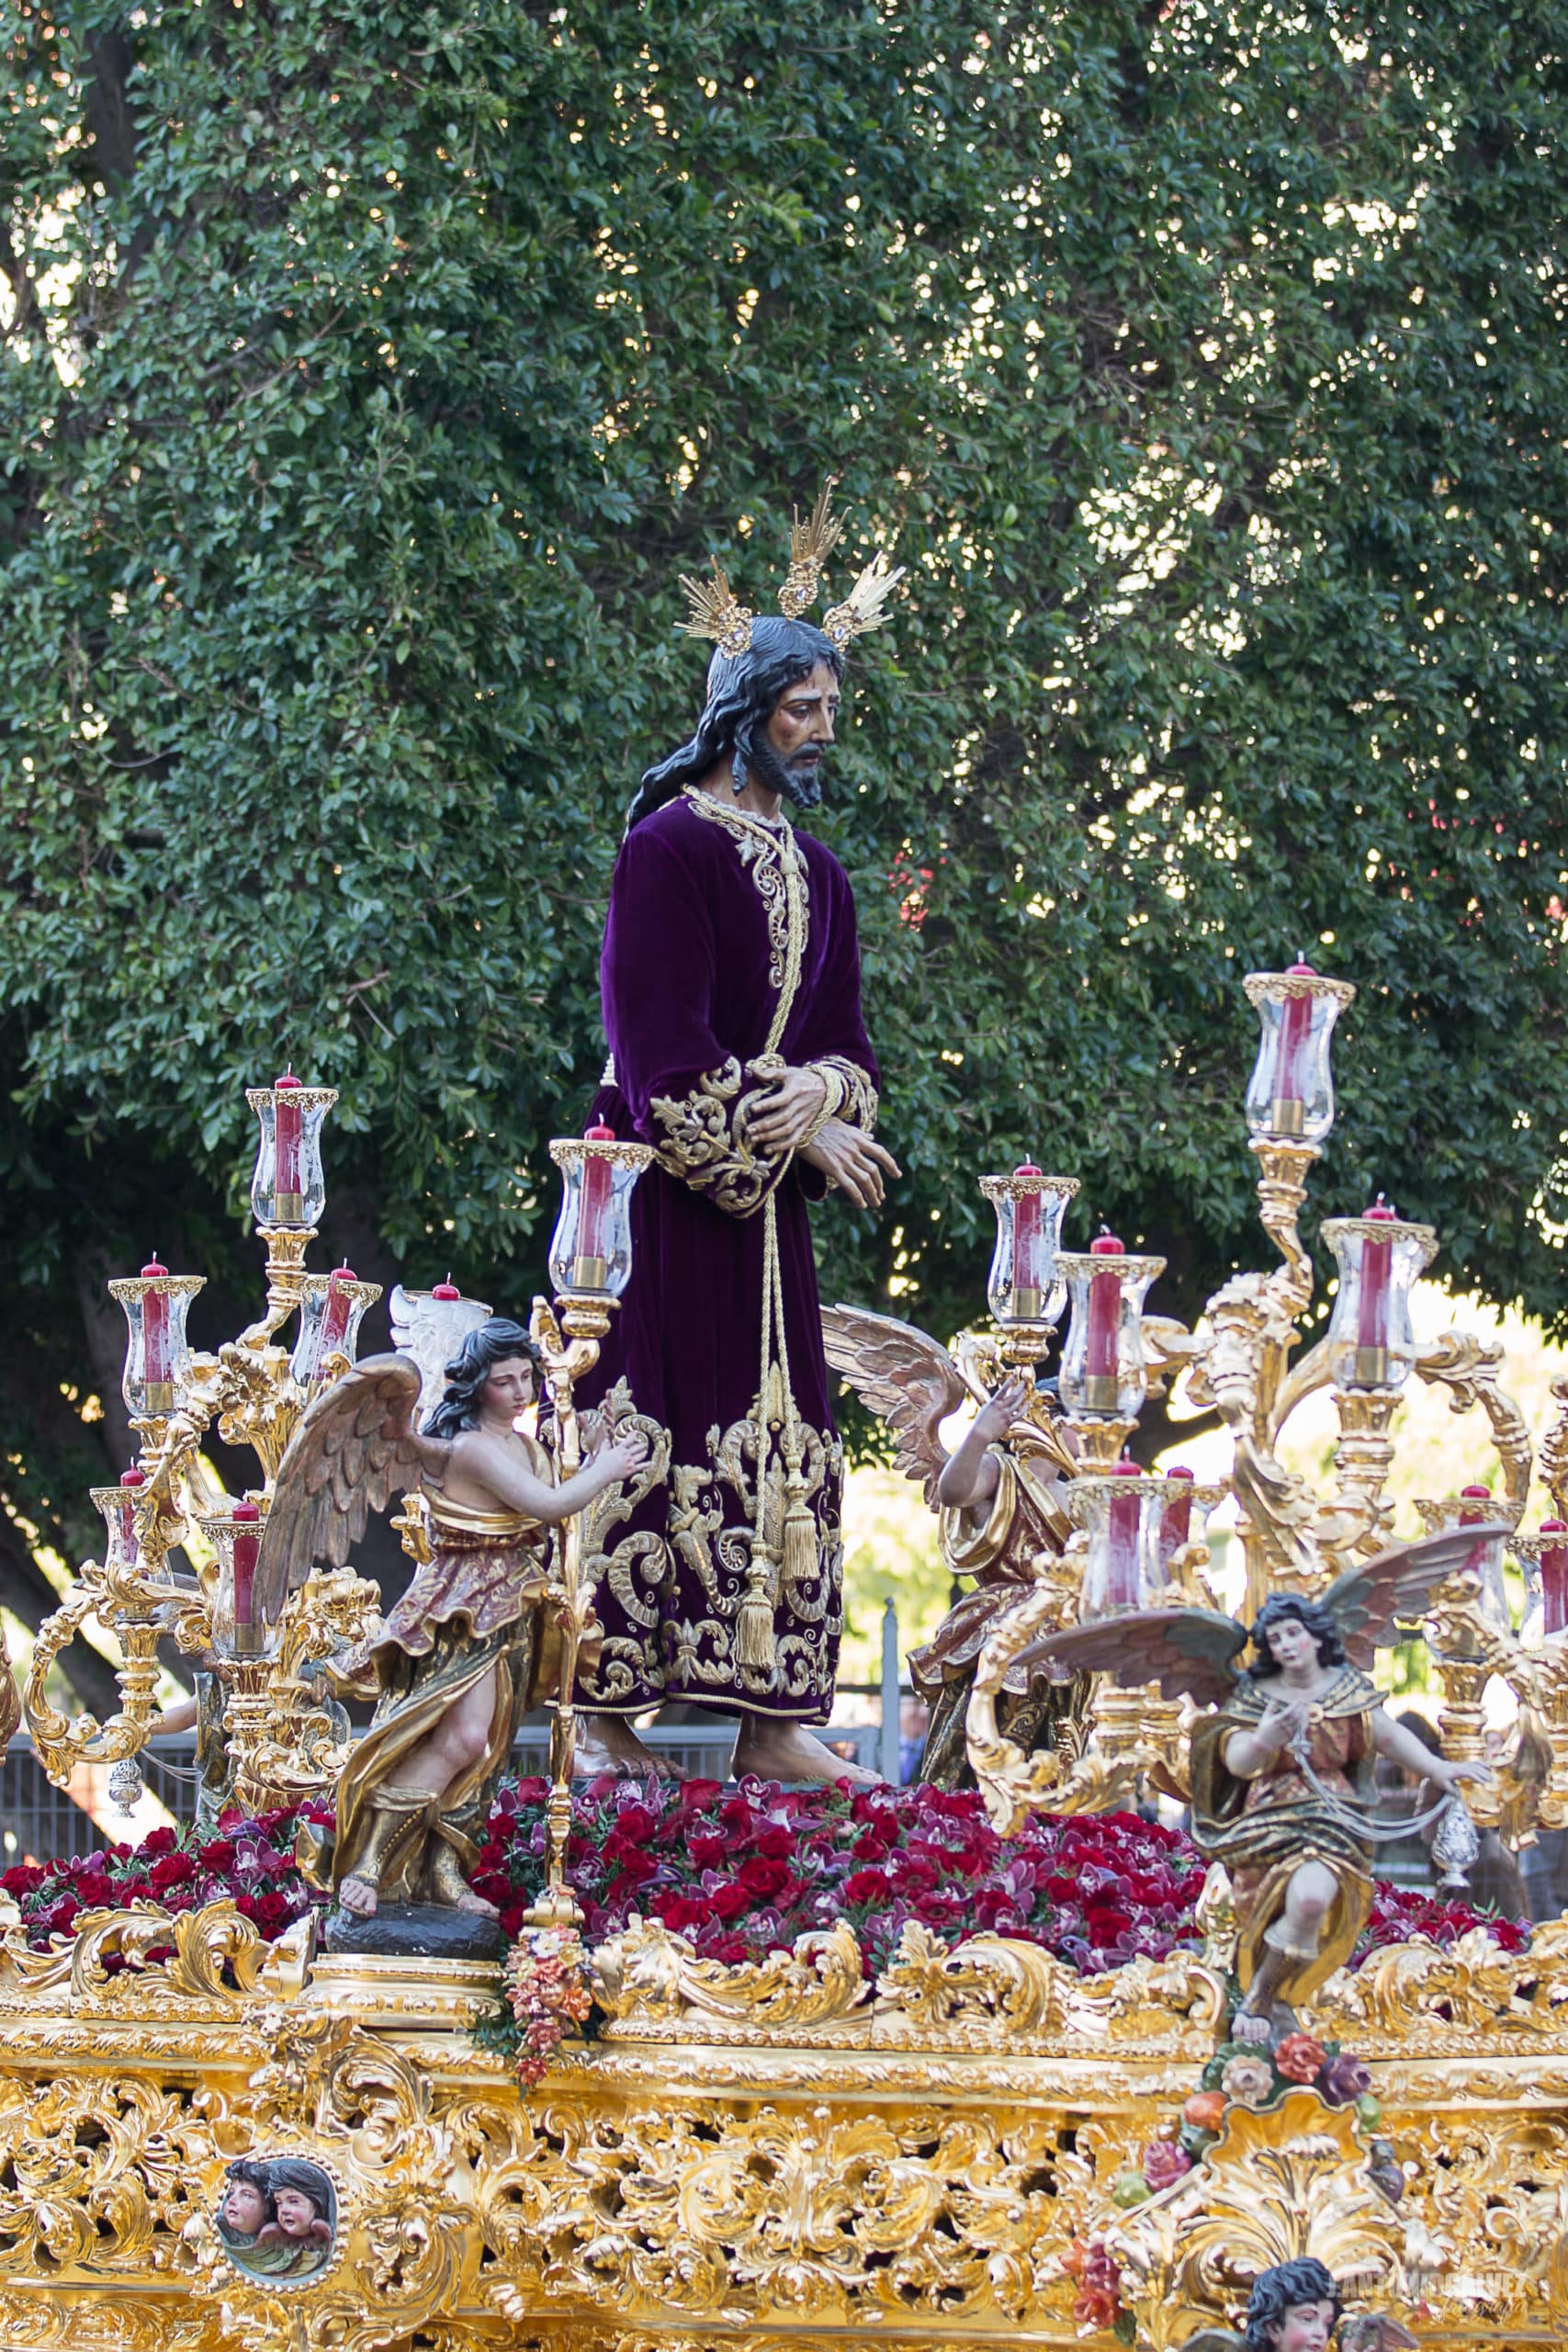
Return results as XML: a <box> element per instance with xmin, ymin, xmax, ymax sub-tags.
<box><xmin>589</xmin><ymin>1425</ymin><xmax>650</xmax><ymax>1487</ymax></box>
<box><xmin>973</xmin><ymin>1374</ymin><xmax>1032</xmax><ymax>1444</ymax></box>
<box><xmin>1258</xmin><ymin>1694</ymin><xmax>1314</xmax><ymax>1754</ymax></box>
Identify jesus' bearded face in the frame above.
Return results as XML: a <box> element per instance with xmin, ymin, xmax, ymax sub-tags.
<box><xmin>751</xmin><ymin>662</ymin><xmax>841</xmax><ymax>808</ymax></box>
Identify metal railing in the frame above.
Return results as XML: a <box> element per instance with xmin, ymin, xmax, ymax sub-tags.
<box><xmin>1</xmin><ymin>1601</ymin><xmax>909</xmax><ymax>1852</ymax></box>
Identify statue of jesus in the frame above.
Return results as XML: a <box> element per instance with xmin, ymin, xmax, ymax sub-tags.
<box><xmin>574</xmin><ymin>501</ymin><xmax>901</xmax><ymax>1784</ymax></box>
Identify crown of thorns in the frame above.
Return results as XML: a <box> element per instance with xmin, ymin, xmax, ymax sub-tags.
<box><xmin>677</xmin><ymin>479</ymin><xmax>906</xmax><ymax>660</ymax></box>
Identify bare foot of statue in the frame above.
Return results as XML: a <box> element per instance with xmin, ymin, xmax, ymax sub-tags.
<box><xmin>731</xmin><ymin>1721</ymin><xmax>882</xmax><ymax>1788</ymax></box>
<box><xmin>575</xmin><ymin>1713</ymin><xmax>682</xmax><ymax>1780</ymax></box>
<box><xmin>429</xmin><ymin>1847</ymin><xmax>501</xmax><ymax>1917</ymax></box>
<box><xmin>338</xmin><ymin>1873</ymin><xmax>378</xmax><ymax>1918</ymax></box>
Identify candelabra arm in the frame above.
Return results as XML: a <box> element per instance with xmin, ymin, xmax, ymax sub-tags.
<box><xmin>238</xmin><ymin>1225</ymin><xmax>316</xmax><ymax>1349</ymax></box>
<box><xmin>525</xmin><ymin>1292</ymin><xmax>615</xmax><ymax>1928</ymax></box>
<box><xmin>1413</xmin><ymin>1329</ymin><xmax>1533</xmax><ymax>1527</ymax></box>
<box><xmin>1248</xmin><ymin>1134</ymin><xmax>1320</xmax><ymax>1315</ymax></box>
<box><xmin>1540</xmin><ymin>1375</ymin><xmax>1568</xmax><ymax>1521</ymax></box>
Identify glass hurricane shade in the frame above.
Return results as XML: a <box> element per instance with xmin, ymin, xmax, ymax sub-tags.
<box><xmin>290</xmin><ymin>1266</ymin><xmax>379</xmax><ymax>1387</ymax></box>
<box><xmin>980</xmin><ymin>1167</ymin><xmax>1077</xmax><ymax>1329</ymax></box>
<box><xmin>1056</xmin><ymin>1237</ymin><xmax>1166</xmax><ymax>1419</ymax></box>
<box><xmin>1243</xmin><ymin>965</ymin><xmax>1353</xmax><ymax>1144</ymax></box>
<box><xmin>202</xmin><ymin>1501</ymin><xmax>271</xmax><ymax>1659</ymax></box>
<box><xmin>110</xmin><ymin>1261</ymin><xmax>204</xmax><ymax>1417</ymax></box>
<box><xmin>1322</xmin><ymin>1203</ymin><xmax>1435</xmax><ymax>1391</ymax></box>
<box><xmin>246</xmin><ymin>1076</ymin><xmax>336</xmax><ymax>1229</ymax></box>
<box><xmin>547</xmin><ymin>1130</ymin><xmax>649</xmax><ymax>1297</ymax></box>
<box><xmin>92</xmin><ymin>1468</ymin><xmax>147</xmax><ymax>1572</ymax></box>
<box><xmin>1458</xmin><ymin>1485</ymin><xmax>1512</xmax><ymax>1635</ymax></box>
<box><xmin>1070</xmin><ymin>1465</ymin><xmax>1186</xmax><ymax>1618</ymax></box>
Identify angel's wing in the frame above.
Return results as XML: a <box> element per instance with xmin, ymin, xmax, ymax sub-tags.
<box><xmin>820</xmin><ymin>1302</ymin><xmax>966</xmax><ymax>1510</ymax></box>
<box><xmin>1322</xmin><ymin>1521</ymin><xmax>1513</xmax><ymax>1669</ymax></box>
<box><xmin>1339</xmin><ymin>2317</ymin><xmax>1418</xmax><ymax>2352</ymax></box>
<box><xmin>251</xmin><ymin>1356</ymin><xmax>430</xmax><ymax>1625</ymax></box>
<box><xmin>1006</xmin><ymin>1607</ymin><xmax>1247</xmax><ymax>1706</ymax></box>
<box><xmin>389</xmin><ymin>1283</ymin><xmax>493</xmax><ymax>1424</ymax></box>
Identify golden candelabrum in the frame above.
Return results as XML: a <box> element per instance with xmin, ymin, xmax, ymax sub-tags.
<box><xmin>23</xmin><ymin>1077</ymin><xmax>385</xmax><ymax>1816</ymax></box>
<box><xmin>965</xmin><ymin>962</ymin><xmax>1568</xmax><ymax>1846</ymax></box>
<box><xmin>526</xmin><ymin>1130</ymin><xmax>656</xmax><ymax>1926</ymax></box>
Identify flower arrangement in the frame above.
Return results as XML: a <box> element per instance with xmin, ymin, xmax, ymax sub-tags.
<box><xmin>1063</xmin><ymin>2235</ymin><xmax>1134</xmax><ymax>2343</ymax></box>
<box><xmin>0</xmin><ymin>1804</ymin><xmax>331</xmax><ymax>1952</ymax></box>
<box><xmin>469</xmin><ymin>1776</ymin><xmax>1210</xmax><ymax>1979</ymax></box>
<box><xmin>502</xmin><ymin>1924</ymin><xmax>593</xmax><ymax>2086</ymax></box>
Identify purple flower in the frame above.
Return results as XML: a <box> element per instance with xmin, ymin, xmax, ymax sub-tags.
<box><xmin>1316</xmin><ymin>2052</ymin><xmax>1372</xmax><ymax>2107</ymax></box>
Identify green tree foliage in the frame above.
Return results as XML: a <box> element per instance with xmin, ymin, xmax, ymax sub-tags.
<box><xmin>1</xmin><ymin>0</ymin><xmax>1564</xmax><ymax>1655</ymax></box>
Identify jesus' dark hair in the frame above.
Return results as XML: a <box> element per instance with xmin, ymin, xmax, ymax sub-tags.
<box><xmin>1243</xmin><ymin>2256</ymin><xmax>1343</xmax><ymax>2349</ymax></box>
<box><xmin>626</xmin><ymin>615</ymin><xmax>845</xmax><ymax>829</ymax></box>
<box><xmin>422</xmin><ymin>1317</ymin><xmax>542</xmax><ymax>1439</ymax></box>
<box><xmin>1247</xmin><ymin>1592</ymin><xmax>1347</xmax><ymax>1678</ymax></box>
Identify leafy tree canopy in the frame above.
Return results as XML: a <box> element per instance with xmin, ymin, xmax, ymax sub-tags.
<box><xmin>1</xmin><ymin>0</ymin><xmax>1564</xmax><ymax>1656</ymax></box>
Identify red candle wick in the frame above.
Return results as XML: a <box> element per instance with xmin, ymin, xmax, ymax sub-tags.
<box><xmin>141</xmin><ymin>1256</ymin><xmax>168</xmax><ymax>1279</ymax></box>
<box><xmin>275</xmin><ymin>1069</ymin><xmax>302</xmax><ymax>1090</ymax></box>
<box><xmin>120</xmin><ymin>1466</ymin><xmax>146</xmax><ymax>1487</ymax></box>
<box><xmin>431</xmin><ymin>1274</ymin><xmax>461</xmax><ymax>1300</ymax></box>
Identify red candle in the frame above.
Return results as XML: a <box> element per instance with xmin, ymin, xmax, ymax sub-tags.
<box><xmin>1104</xmin><ymin>1459</ymin><xmax>1143</xmax><ymax>1609</ymax></box>
<box><xmin>140</xmin><ymin>1256</ymin><xmax>173</xmax><ymax>1409</ymax></box>
<box><xmin>1083</xmin><ymin>1230</ymin><xmax>1123</xmax><ymax>1409</ymax></box>
<box><xmin>1010</xmin><ymin>1161</ymin><xmax>1043</xmax><ymax>1317</ymax></box>
<box><xmin>573</xmin><ymin>1123</ymin><xmax>617</xmax><ymax>1291</ymax></box>
<box><xmin>1159</xmin><ymin>1464</ymin><xmax>1195</xmax><ymax>1571</ymax></box>
<box><xmin>1540</xmin><ymin>1520</ymin><xmax>1568</xmax><ymax>1638</ymax></box>
<box><xmin>231</xmin><ymin>1499</ymin><xmax>262</xmax><ymax>1651</ymax></box>
<box><xmin>1354</xmin><ymin>1196</ymin><xmax>1398</xmax><ymax>1383</ymax></box>
<box><xmin>273</xmin><ymin>1069</ymin><xmax>303</xmax><ymax>1219</ymax></box>
<box><xmin>431</xmin><ymin>1273</ymin><xmax>461</xmax><ymax>1301</ymax></box>
<box><xmin>319</xmin><ymin>1262</ymin><xmax>356</xmax><ymax>1358</ymax></box>
<box><xmin>1272</xmin><ymin>959</ymin><xmax>1316</xmax><ymax>1135</ymax></box>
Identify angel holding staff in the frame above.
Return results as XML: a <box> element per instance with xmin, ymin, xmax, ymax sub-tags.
<box><xmin>1003</xmin><ymin>1526</ymin><xmax>1496</xmax><ymax>2044</ymax></box>
<box><xmin>262</xmin><ymin>1316</ymin><xmax>648</xmax><ymax>1922</ymax></box>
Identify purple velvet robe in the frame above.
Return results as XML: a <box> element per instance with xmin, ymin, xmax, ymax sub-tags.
<box><xmin>577</xmin><ymin>788</ymin><xmax>879</xmax><ymax>1722</ymax></box>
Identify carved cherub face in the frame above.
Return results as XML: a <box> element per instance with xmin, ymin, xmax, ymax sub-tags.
<box><xmin>274</xmin><ymin>2186</ymin><xmax>322</xmax><ymax>2237</ymax></box>
<box><xmin>222</xmin><ymin>2177</ymin><xmax>267</xmax><ymax>2235</ymax></box>
<box><xmin>481</xmin><ymin>1355</ymin><xmax>536</xmax><ymax>1422</ymax></box>
<box><xmin>1271</xmin><ymin>2301</ymin><xmax>1337</xmax><ymax>2352</ymax></box>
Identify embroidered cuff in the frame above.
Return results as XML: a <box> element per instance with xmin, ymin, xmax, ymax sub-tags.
<box><xmin>810</xmin><ymin>1056</ymin><xmax>878</xmax><ymax>1135</ymax></box>
<box><xmin>650</xmin><ymin>1057</ymin><xmax>789</xmax><ymax>1218</ymax></box>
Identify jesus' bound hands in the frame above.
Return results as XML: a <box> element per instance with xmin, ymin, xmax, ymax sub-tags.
<box><xmin>798</xmin><ymin>1118</ymin><xmax>901</xmax><ymax>1209</ymax></box>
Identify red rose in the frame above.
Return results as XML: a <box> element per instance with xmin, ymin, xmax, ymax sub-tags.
<box><xmin>842</xmin><ymin>1868</ymin><xmax>891</xmax><ymax>1905</ymax></box>
<box><xmin>196</xmin><ymin>1839</ymin><xmax>236</xmax><ymax>1873</ymax></box>
<box><xmin>653</xmin><ymin>1891</ymin><xmax>710</xmax><ymax>1933</ymax></box>
<box><xmin>148</xmin><ymin>1853</ymin><xmax>198</xmax><ymax>1896</ymax></box>
<box><xmin>139</xmin><ymin>1826</ymin><xmax>178</xmax><ymax>1858</ymax></box>
<box><xmin>1</xmin><ymin>1864</ymin><xmax>45</xmax><ymax>1898</ymax></box>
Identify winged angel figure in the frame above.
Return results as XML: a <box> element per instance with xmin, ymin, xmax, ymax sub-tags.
<box><xmin>1183</xmin><ymin>2256</ymin><xmax>1417</xmax><ymax>2352</ymax></box>
<box><xmin>259</xmin><ymin>1314</ymin><xmax>648</xmax><ymax>1923</ymax></box>
<box><xmin>1007</xmin><ymin>1526</ymin><xmax>1498</xmax><ymax>2044</ymax></box>
<box><xmin>820</xmin><ymin>1303</ymin><xmax>1085</xmax><ymax>1788</ymax></box>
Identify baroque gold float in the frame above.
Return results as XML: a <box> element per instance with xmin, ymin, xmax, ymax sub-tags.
<box><xmin>8</xmin><ymin>966</ymin><xmax>1568</xmax><ymax>2350</ymax></box>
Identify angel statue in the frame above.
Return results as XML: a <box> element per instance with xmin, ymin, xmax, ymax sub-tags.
<box><xmin>1186</xmin><ymin>2256</ymin><xmax>1416</xmax><ymax>2352</ymax></box>
<box><xmin>1008</xmin><ymin>1527</ymin><xmax>1495</xmax><ymax>2044</ymax></box>
<box><xmin>820</xmin><ymin>1305</ymin><xmax>1084</xmax><ymax>1788</ymax></box>
<box><xmin>259</xmin><ymin>1315</ymin><xmax>648</xmax><ymax>1932</ymax></box>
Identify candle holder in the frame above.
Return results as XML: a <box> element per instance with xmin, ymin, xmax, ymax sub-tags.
<box><xmin>108</xmin><ymin>1259</ymin><xmax>205</xmax><ymax>1421</ymax></box>
<box><xmin>979</xmin><ymin>1165</ymin><xmax>1077</xmax><ymax>1366</ymax></box>
<box><xmin>201</xmin><ymin>1500</ymin><xmax>271</xmax><ymax>1661</ymax></box>
<box><xmin>1514</xmin><ymin>1521</ymin><xmax>1568</xmax><ymax>1641</ymax></box>
<box><xmin>528</xmin><ymin>1134</ymin><xmax>655</xmax><ymax>1928</ymax></box>
<box><xmin>1323</xmin><ymin>1200</ymin><xmax>1436</xmax><ymax>1391</ymax></box>
<box><xmin>1243</xmin><ymin>962</ymin><xmax>1356</xmax><ymax>1147</ymax></box>
<box><xmin>1055</xmin><ymin>1234</ymin><xmax>1165</xmax><ymax>1464</ymax></box>
<box><xmin>247</xmin><ymin>1073</ymin><xmax>336</xmax><ymax>1229</ymax></box>
<box><xmin>1069</xmin><ymin>1464</ymin><xmax>1172</xmax><ymax>1620</ymax></box>
<box><xmin>547</xmin><ymin>1127</ymin><xmax>650</xmax><ymax>1298</ymax></box>
<box><xmin>91</xmin><ymin>1468</ymin><xmax>147</xmax><ymax>1577</ymax></box>
<box><xmin>290</xmin><ymin>1265</ymin><xmax>382</xmax><ymax>1392</ymax></box>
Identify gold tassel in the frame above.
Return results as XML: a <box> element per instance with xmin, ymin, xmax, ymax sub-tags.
<box><xmin>736</xmin><ymin>1556</ymin><xmax>778</xmax><ymax>1672</ymax></box>
<box><xmin>783</xmin><ymin>1467</ymin><xmax>817</xmax><ymax>1588</ymax></box>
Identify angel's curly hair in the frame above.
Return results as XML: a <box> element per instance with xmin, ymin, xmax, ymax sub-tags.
<box><xmin>422</xmin><ymin>1317</ymin><xmax>542</xmax><ymax>1438</ymax></box>
<box><xmin>1244</xmin><ymin>2256</ymin><xmax>1342</xmax><ymax>2348</ymax></box>
<box><xmin>1247</xmin><ymin>1592</ymin><xmax>1346</xmax><ymax>1678</ymax></box>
